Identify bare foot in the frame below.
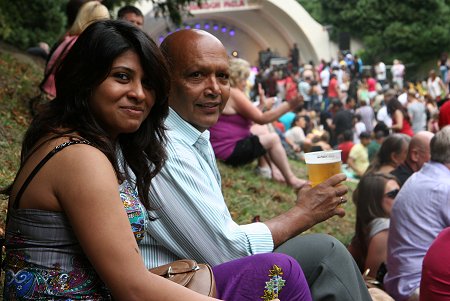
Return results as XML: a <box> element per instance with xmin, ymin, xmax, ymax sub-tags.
<box><xmin>287</xmin><ymin>176</ymin><xmax>307</xmax><ymax>190</ymax></box>
<box><xmin>271</xmin><ymin>168</ymin><xmax>286</xmax><ymax>183</ymax></box>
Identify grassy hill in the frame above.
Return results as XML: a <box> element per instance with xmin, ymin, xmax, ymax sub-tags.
<box><xmin>0</xmin><ymin>46</ymin><xmax>357</xmax><ymax>247</ymax></box>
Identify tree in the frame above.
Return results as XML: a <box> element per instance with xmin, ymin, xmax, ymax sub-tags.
<box><xmin>319</xmin><ymin>0</ymin><xmax>450</xmax><ymax>65</ymax></box>
<box><xmin>0</xmin><ymin>0</ymin><xmax>203</xmax><ymax>50</ymax></box>
<box><xmin>0</xmin><ymin>0</ymin><xmax>66</xmax><ymax>49</ymax></box>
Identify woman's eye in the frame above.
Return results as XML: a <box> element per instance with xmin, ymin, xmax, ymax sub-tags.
<box><xmin>114</xmin><ymin>73</ymin><xmax>129</xmax><ymax>81</ymax></box>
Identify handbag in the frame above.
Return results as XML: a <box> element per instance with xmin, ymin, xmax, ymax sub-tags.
<box><xmin>149</xmin><ymin>259</ymin><xmax>216</xmax><ymax>297</ymax></box>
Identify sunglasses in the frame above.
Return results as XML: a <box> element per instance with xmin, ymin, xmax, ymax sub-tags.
<box><xmin>385</xmin><ymin>189</ymin><xmax>400</xmax><ymax>199</ymax></box>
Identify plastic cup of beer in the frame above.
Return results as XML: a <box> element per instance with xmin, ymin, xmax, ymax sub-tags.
<box><xmin>304</xmin><ymin>150</ymin><xmax>342</xmax><ymax>187</ymax></box>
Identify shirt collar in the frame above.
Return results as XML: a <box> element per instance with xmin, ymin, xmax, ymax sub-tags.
<box><xmin>165</xmin><ymin>107</ymin><xmax>210</xmax><ymax>146</ymax></box>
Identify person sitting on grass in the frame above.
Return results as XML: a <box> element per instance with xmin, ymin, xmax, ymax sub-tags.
<box><xmin>209</xmin><ymin>57</ymin><xmax>306</xmax><ymax>189</ymax></box>
<box><xmin>140</xmin><ymin>28</ymin><xmax>372</xmax><ymax>301</ymax></box>
<box><xmin>348</xmin><ymin>173</ymin><xmax>400</xmax><ymax>280</ymax></box>
<box><xmin>1</xmin><ymin>20</ymin><xmax>311</xmax><ymax>301</ymax></box>
<box><xmin>347</xmin><ymin>131</ymin><xmax>371</xmax><ymax>178</ymax></box>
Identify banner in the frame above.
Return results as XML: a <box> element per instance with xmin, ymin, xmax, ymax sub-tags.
<box><xmin>188</xmin><ymin>0</ymin><xmax>247</xmax><ymax>11</ymax></box>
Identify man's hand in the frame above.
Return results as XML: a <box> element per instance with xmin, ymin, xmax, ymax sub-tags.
<box><xmin>294</xmin><ymin>173</ymin><xmax>347</xmax><ymax>229</ymax></box>
<box><xmin>264</xmin><ymin>173</ymin><xmax>348</xmax><ymax>248</ymax></box>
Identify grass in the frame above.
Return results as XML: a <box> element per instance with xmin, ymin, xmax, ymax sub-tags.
<box><xmin>220</xmin><ymin>160</ymin><xmax>357</xmax><ymax>245</ymax></box>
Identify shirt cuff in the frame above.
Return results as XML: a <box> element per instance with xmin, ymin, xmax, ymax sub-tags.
<box><xmin>240</xmin><ymin>222</ymin><xmax>274</xmax><ymax>254</ymax></box>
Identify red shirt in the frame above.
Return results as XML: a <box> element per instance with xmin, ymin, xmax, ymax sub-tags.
<box><xmin>439</xmin><ymin>100</ymin><xmax>450</xmax><ymax>129</ymax></box>
<box><xmin>328</xmin><ymin>77</ymin><xmax>339</xmax><ymax>98</ymax></box>
<box><xmin>420</xmin><ymin>228</ymin><xmax>450</xmax><ymax>301</ymax></box>
<box><xmin>367</xmin><ymin>77</ymin><xmax>376</xmax><ymax>92</ymax></box>
<box><xmin>337</xmin><ymin>141</ymin><xmax>354</xmax><ymax>163</ymax></box>
<box><xmin>393</xmin><ymin>114</ymin><xmax>414</xmax><ymax>137</ymax></box>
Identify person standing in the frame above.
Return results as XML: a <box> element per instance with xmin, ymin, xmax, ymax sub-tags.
<box><xmin>406</xmin><ymin>89</ymin><xmax>427</xmax><ymax>134</ymax></box>
<box><xmin>427</xmin><ymin>69</ymin><xmax>446</xmax><ymax>105</ymax></box>
<box><xmin>375</xmin><ymin>59</ymin><xmax>387</xmax><ymax>89</ymax></box>
<box><xmin>290</xmin><ymin>43</ymin><xmax>300</xmax><ymax>70</ymax></box>
<box><xmin>391</xmin><ymin>59</ymin><xmax>405</xmax><ymax>91</ymax></box>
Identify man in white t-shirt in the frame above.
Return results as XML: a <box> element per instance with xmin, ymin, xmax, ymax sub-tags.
<box><xmin>391</xmin><ymin>59</ymin><xmax>405</xmax><ymax>90</ymax></box>
<box><xmin>375</xmin><ymin>60</ymin><xmax>387</xmax><ymax>89</ymax></box>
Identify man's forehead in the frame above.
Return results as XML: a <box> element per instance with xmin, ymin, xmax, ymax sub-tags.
<box><xmin>172</xmin><ymin>36</ymin><xmax>228</xmax><ymax>67</ymax></box>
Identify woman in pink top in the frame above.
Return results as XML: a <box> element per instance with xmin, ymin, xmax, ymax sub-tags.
<box><xmin>210</xmin><ymin>58</ymin><xmax>305</xmax><ymax>189</ymax></box>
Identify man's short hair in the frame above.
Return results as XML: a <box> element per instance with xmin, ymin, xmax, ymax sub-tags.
<box><xmin>430</xmin><ymin>125</ymin><xmax>450</xmax><ymax>164</ymax></box>
<box><xmin>359</xmin><ymin>131</ymin><xmax>371</xmax><ymax>140</ymax></box>
<box><xmin>117</xmin><ymin>5</ymin><xmax>143</xmax><ymax>18</ymax></box>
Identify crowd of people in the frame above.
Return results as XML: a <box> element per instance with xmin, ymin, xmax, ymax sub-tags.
<box><xmin>2</xmin><ymin>0</ymin><xmax>450</xmax><ymax>300</ymax></box>
<box><xmin>237</xmin><ymin>39</ymin><xmax>450</xmax><ymax>301</ymax></box>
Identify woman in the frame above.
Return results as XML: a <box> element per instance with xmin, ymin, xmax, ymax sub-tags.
<box><xmin>348</xmin><ymin>173</ymin><xmax>400</xmax><ymax>279</ymax></box>
<box><xmin>365</xmin><ymin>133</ymin><xmax>411</xmax><ymax>175</ymax></box>
<box><xmin>386</xmin><ymin>96</ymin><xmax>414</xmax><ymax>137</ymax></box>
<box><xmin>1</xmin><ymin>20</ymin><xmax>311</xmax><ymax>301</ymax></box>
<box><xmin>209</xmin><ymin>58</ymin><xmax>306</xmax><ymax>189</ymax></box>
<box><xmin>41</xmin><ymin>1</ymin><xmax>110</xmax><ymax>99</ymax></box>
<box><xmin>284</xmin><ymin>115</ymin><xmax>312</xmax><ymax>153</ymax></box>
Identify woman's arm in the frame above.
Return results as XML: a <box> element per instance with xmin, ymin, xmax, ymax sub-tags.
<box><xmin>55</xmin><ymin>145</ymin><xmax>218</xmax><ymax>301</ymax></box>
<box><xmin>231</xmin><ymin>88</ymin><xmax>301</xmax><ymax>125</ymax></box>
<box><xmin>365</xmin><ymin>230</ymin><xmax>388</xmax><ymax>278</ymax></box>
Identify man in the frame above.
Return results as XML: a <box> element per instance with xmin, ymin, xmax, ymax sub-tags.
<box><xmin>407</xmin><ymin>89</ymin><xmax>427</xmax><ymax>134</ymax></box>
<box><xmin>290</xmin><ymin>42</ymin><xmax>299</xmax><ymax>70</ymax></box>
<box><xmin>377</xmin><ymin>89</ymin><xmax>395</xmax><ymax>128</ymax></box>
<box><xmin>141</xmin><ymin>29</ymin><xmax>371</xmax><ymax>300</ymax></box>
<box><xmin>391</xmin><ymin>59</ymin><xmax>405</xmax><ymax>90</ymax></box>
<box><xmin>355</xmin><ymin>99</ymin><xmax>375</xmax><ymax>133</ymax></box>
<box><xmin>385</xmin><ymin>126</ymin><xmax>450</xmax><ymax>301</ymax></box>
<box><xmin>298</xmin><ymin>75</ymin><xmax>313</xmax><ymax>111</ymax></box>
<box><xmin>390</xmin><ymin>131</ymin><xmax>434</xmax><ymax>186</ymax></box>
<box><xmin>375</xmin><ymin>59</ymin><xmax>387</xmax><ymax>89</ymax></box>
<box><xmin>330</xmin><ymin>99</ymin><xmax>353</xmax><ymax>147</ymax></box>
<box><xmin>117</xmin><ymin>5</ymin><xmax>144</xmax><ymax>29</ymax></box>
<box><xmin>347</xmin><ymin>131</ymin><xmax>371</xmax><ymax>178</ymax></box>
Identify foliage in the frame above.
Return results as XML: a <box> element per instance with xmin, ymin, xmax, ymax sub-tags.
<box><xmin>296</xmin><ymin>0</ymin><xmax>323</xmax><ymax>24</ymax></box>
<box><xmin>0</xmin><ymin>0</ymin><xmax>66</xmax><ymax>49</ymax></box>
<box><xmin>0</xmin><ymin>0</ymin><xmax>203</xmax><ymax>51</ymax></box>
<box><xmin>319</xmin><ymin>0</ymin><xmax>450</xmax><ymax>64</ymax></box>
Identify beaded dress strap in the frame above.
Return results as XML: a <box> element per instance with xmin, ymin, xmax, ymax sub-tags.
<box><xmin>12</xmin><ymin>139</ymin><xmax>91</xmax><ymax>210</ymax></box>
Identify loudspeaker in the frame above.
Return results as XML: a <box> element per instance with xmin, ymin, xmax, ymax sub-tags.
<box><xmin>339</xmin><ymin>32</ymin><xmax>350</xmax><ymax>51</ymax></box>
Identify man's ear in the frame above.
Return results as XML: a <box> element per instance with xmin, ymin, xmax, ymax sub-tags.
<box><xmin>410</xmin><ymin>148</ymin><xmax>419</xmax><ymax>163</ymax></box>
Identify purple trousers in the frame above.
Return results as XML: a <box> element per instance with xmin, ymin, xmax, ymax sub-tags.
<box><xmin>213</xmin><ymin>253</ymin><xmax>312</xmax><ymax>301</ymax></box>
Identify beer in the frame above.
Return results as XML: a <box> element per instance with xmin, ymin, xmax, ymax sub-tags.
<box><xmin>304</xmin><ymin>150</ymin><xmax>342</xmax><ymax>187</ymax></box>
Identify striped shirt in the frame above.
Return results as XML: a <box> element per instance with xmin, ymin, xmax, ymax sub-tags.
<box><xmin>140</xmin><ymin>108</ymin><xmax>274</xmax><ymax>268</ymax></box>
